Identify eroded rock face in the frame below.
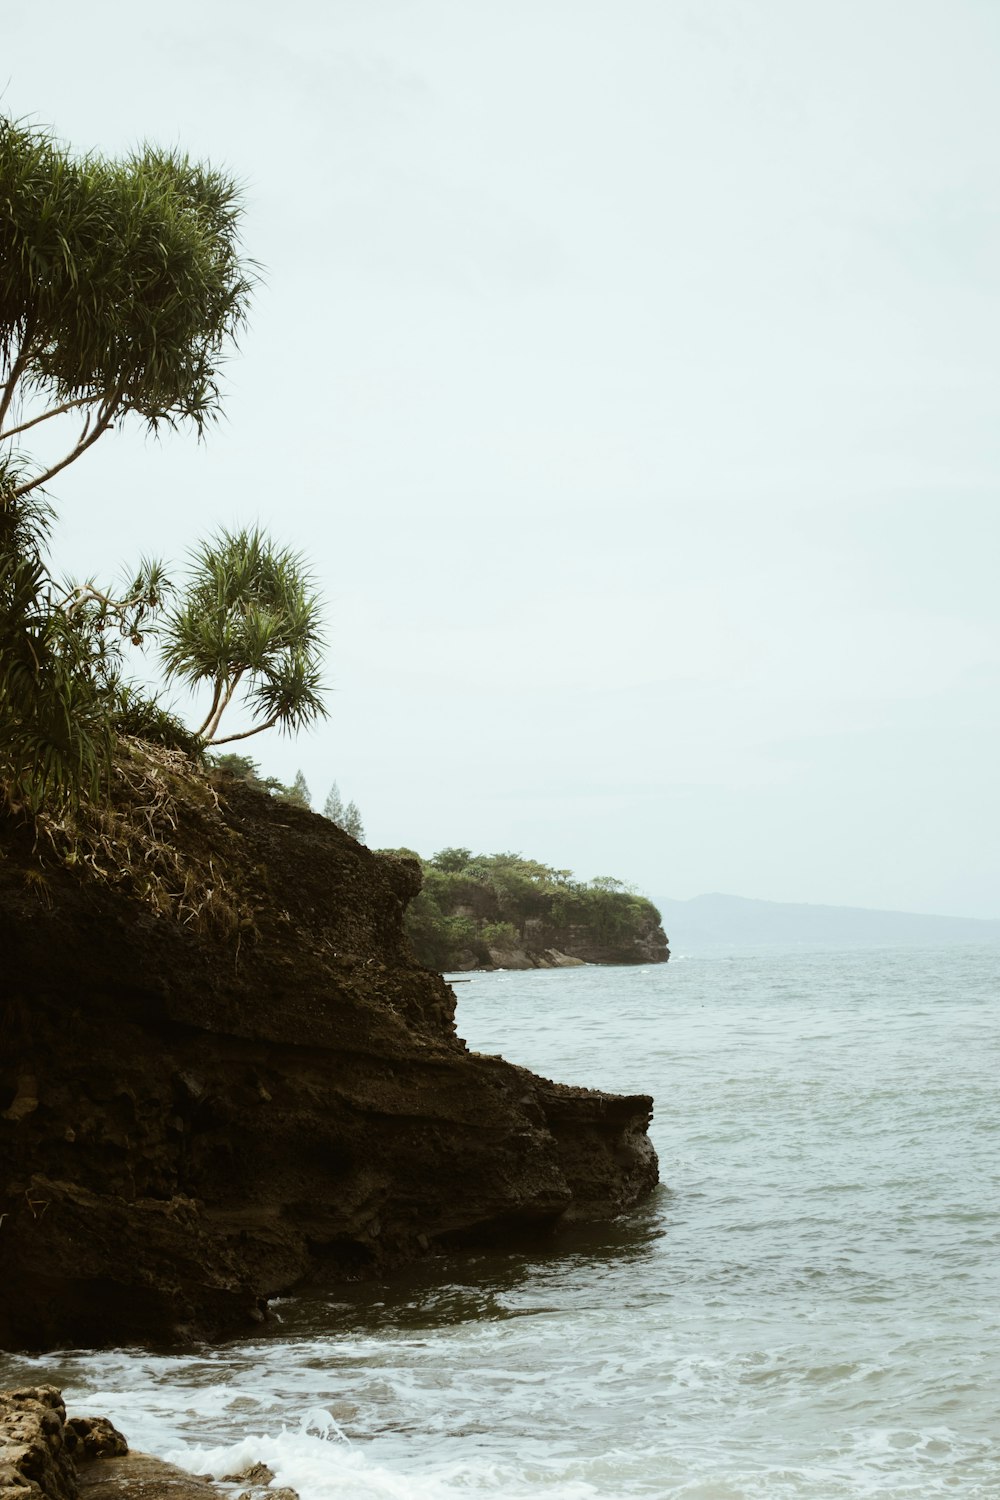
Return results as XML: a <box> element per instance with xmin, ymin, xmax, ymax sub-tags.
<box><xmin>0</xmin><ymin>772</ymin><xmax>658</xmax><ymax>1351</ymax></box>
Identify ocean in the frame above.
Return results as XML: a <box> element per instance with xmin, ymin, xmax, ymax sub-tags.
<box><xmin>3</xmin><ymin>946</ymin><xmax>999</xmax><ymax>1498</ymax></box>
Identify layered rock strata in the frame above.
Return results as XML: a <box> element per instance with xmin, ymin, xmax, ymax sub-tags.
<box><xmin>0</xmin><ymin>765</ymin><xmax>658</xmax><ymax>1350</ymax></box>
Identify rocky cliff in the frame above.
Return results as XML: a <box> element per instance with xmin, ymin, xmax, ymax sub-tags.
<box><xmin>476</xmin><ymin>911</ymin><xmax>670</xmax><ymax>971</ymax></box>
<box><xmin>0</xmin><ymin>747</ymin><xmax>658</xmax><ymax>1351</ymax></box>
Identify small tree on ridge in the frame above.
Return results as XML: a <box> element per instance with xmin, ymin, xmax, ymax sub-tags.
<box><xmin>159</xmin><ymin>527</ymin><xmax>328</xmax><ymax>746</ymax></box>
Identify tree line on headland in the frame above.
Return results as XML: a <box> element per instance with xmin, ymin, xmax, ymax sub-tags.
<box><xmin>207</xmin><ymin>760</ymin><xmax>665</xmax><ymax>970</ymax></box>
<box><xmin>384</xmin><ymin>847</ymin><xmax>667</xmax><ymax>971</ymax></box>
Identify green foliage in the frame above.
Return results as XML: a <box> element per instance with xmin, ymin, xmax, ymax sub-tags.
<box><xmin>323</xmin><ymin>781</ymin><xmax>345</xmax><ymax>824</ymax></box>
<box><xmin>266</xmin><ymin>769</ymin><xmax>312</xmax><ymax>809</ymax></box>
<box><xmin>0</xmin><ymin>116</ymin><xmax>255</xmax><ymax>496</ymax></box>
<box><xmin>284</xmin><ymin>769</ymin><xmax>311</xmax><ymax>809</ymax></box>
<box><xmin>206</xmin><ymin>752</ymin><xmax>301</xmax><ymax>806</ymax></box>
<box><xmin>397</xmin><ymin>847</ymin><xmax>663</xmax><ymax>972</ymax></box>
<box><xmin>341</xmin><ymin>799</ymin><xmax>364</xmax><ymax>842</ymax></box>
<box><xmin>480</xmin><ymin>920</ymin><xmax>519</xmax><ymax>950</ymax></box>
<box><xmin>0</xmin><ymin>477</ymin><xmax>112</xmax><ymax>807</ymax></box>
<box><xmin>160</xmin><ymin>526</ymin><xmax>328</xmax><ymax>746</ymax></box>
<box><xmin>0</xmin><ymin>473</ymin><xmax>191</xmax><ymax>807</ymax></box>
<box><xmin>0</xmin><ymin>117</ymin><xmax>271</xmax><ymax>813</ymax></box>
<box><xmin>208</xmin><ymin>751</ymin><xmax>261</xmax><ymax>781</ymax></box>
<box><xmin>403</xmin><ymin>890</ymin><xmax>481</xmax><ymax>973</ymax></box>
<box><xmin>323</xmin><ymin>779</ymin><xmax>364</xmax><ymax>841</ymax></box>
<box><xmin>430</xmin><ymin>847</ymin><xmax>472</xmax><ymax>873</ymax></box>
<box><xmin>107</xmin><ymin>683</ymin><xmax>203</xmax><ymax>756</ymax></box>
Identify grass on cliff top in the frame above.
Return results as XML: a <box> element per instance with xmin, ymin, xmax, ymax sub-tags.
<box><xmin>16</xmin><ymin>738</ymin><xmax>253</xmax><ymax>939</ymax></box>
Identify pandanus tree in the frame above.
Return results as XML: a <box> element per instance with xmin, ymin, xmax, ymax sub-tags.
<box><xmin>160</xmin><ymin>527</ymin><xmax>328</xmax><ymax>747</ymax></box>
<box><xmin>0</xmin><ymin>116</ymin><xmax>255</xmax><ymax>494</ymax></box>
<box><xmin>0</xmin><ymin>117</ymin><xmax>256</xmax><ymax>807</ymax></box>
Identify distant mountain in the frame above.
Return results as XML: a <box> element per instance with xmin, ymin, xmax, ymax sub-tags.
<box><xmin>657</xmin><ymin>892</ymin><xmax>1000</xmax><ymax>951</ymax></box>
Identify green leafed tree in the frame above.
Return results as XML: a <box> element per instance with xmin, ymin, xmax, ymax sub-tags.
<box><xmin>0</xmin><ymin>117</ymin><xmax>255</xmax><ymax>496</ymax></box>
<box><xmin>391</xmin><ymin>849</ymin><xmax>667</xmax><ymax>971</ymax></box>
<box><xmin>0</xmin><ymin>472</ymin><xmax>193</xmax><ymax>807</ymax></box>
<box><xmin>341</xmin><ymin>799</ymin><xmax>364</xmax><ymax>842</ymax></box>
<box><xmin>430</xmin><ymin>847</ymin><xmax>472</xmax><ymax>873</ymax></box>
<box><xmin>1</xmin><ymin>116</ymin><xmax>255</xmax><ymax>809</ymax></box>
<box><xmin>286</xmin><ymin>769</ymin><xmax>311</xmax><ymax>809</ymax></box>
<box><xmin>159</xmin><ymin>526</ymin><xmax>328</xmax><ymax>746</ymax></box>
<box><xmin>322</xmin><ymin>780</ymin><xmax>364</xmax><ymax>841</ymax></box>
<box><xmin>0</xmin><ymin>479</ymin><xmax>111</xmax><ymax>806</ymax></box>
<box><xmin>323</xmin><ymin>781</ymin><xmax>345</xmax><ymax>824</ymax></box>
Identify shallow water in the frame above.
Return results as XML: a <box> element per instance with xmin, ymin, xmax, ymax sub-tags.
<box><xmin>4</xmin><ymin>947</ymin><xmax>1000</xmax><ymax>1497</ymax></box>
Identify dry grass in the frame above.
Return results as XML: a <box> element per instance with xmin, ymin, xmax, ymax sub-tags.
<box><xmin>27</xmin><ymin>738</ymin><xmax>254</xmax><ymax>939</ymax></box>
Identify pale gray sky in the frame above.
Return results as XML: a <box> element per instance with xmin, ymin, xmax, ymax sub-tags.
<box><xmin>4</xmin><ymin>0</ymin><xmax>999</xmax><ymax>917</ymax></box>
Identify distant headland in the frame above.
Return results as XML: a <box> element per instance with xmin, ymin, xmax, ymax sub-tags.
<box><xmin>380</xmin><ymin>848</ymin><xmax>670</xmax><ymax>971</ymax></box>
<box><xmin>658</xmin><ymin>892</ymin><xmax>1000</xmax><ymax>950</ymax></box>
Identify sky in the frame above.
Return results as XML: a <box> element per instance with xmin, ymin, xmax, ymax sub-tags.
<box><xmin>3</xmin><ymin>0</ymin><xmax>999</xmax><ymax>918</ymax></box>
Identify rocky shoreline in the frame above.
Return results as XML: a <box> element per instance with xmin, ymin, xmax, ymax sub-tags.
<box><xmin>452</xmin><ymin>920</ymin><xmax>669</xmax><ymax>973</ymax></box>
<box><xmin>0</xmin><ymin>1387</ymin><xmax>277</xmax><ymax>1500</ymax></box>
<box><xmin>0</xmin><ymin>751</ymin><xmax>659</xmax><ymax>1351</ymax></box>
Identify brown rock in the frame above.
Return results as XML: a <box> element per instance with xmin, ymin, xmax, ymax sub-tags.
<box><xmin>220</xmin><ymin>1466</ymin><xmax>273</xmax><ymax>1486</ymax></box>
<box><xmin>78</xmin><ymin>1453</ymin><xmax>219</xmax><ymax>1500</ymax></box>
<box><xmin>0</xmin><ymin>1388</ymin><xmax>76</xmax><ymax>1500</ymax></box>
<box><xmin>64</xmin><ymin>1424</ymin><xmax>127</xmax><ymax>1463</ymax></box>
<box><xmin>0</xmin><ymin>762</ymin><xmax>658</xmax><ymax>1351</ymax></box>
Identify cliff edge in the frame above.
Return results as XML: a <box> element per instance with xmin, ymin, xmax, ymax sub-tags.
<box><xmin>0</xmin><ymin>746</ymin><xmax>658</xmax><ymax>1351</ymax></box>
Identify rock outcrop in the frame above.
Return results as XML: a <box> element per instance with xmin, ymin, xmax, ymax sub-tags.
<box><xmin>477</xmin><ymin>911</ymin><xmax>670</xmax><ymax>971</ymax></box>
<box><xmin>0</xmin><ymin>1388</ymin><xmax>222</xmax><ymax>1500</ymax></box>
<box><xmin>0</xmin><ymin>1388</ymin><xmax>80</xmax><ymax>1500</ymax></box>
<box><xmin>0</xmin><ymin>755</ymin><xmax>658</xmax><ymax>1351</ymax></box>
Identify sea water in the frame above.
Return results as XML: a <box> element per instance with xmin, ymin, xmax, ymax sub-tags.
<box><xmin>3</xmin><ymin>946</ymin><xmax>999</xmax><ymax>1498</ymax></box>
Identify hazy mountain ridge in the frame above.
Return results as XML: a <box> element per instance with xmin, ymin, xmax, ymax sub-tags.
<box><xmin>658</xmin><ymin>892</ymin><xmax>1000</xmax><ymax>950</ymax></box>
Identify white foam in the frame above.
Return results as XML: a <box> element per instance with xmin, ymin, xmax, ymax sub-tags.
<box><xmin>166</xmin><ymin>1421</ymin><xmax>606</xmax><ymax>1500</ymax></box>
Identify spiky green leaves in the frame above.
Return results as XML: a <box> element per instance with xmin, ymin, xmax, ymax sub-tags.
<box><xmin>0</xmin><ymin>117</ymin><xmax>256</xmax><ymax>492</ymax></box>
<box><xmin>0</xmin><ymin>466</ymin><xmax>113</xmax><ymax>807</ymax></box>
<box><xmin>0</xmin><ymin>460</ymin><xmax>189</xmax><ymax>810</ymax></box>
<box><xmin>160</xmin><ymin>526</ymin><xmax>328</xmax><ymax>745</ymax></box>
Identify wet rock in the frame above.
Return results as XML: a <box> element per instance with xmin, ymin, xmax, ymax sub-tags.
<box><xmin>220</xmin><ymin>1466</ymin><xmax>273</xmax><ymax>1486</ymax></box>
<box><xmin>64</xmin><ymin>1423</ymin><xmax>127</xmax><ymax>1463</ymax></box>
<box><xmin>77</xmin><ymin>1453</ymin><xmax>218</xmax><ymax>1500</ymax></box>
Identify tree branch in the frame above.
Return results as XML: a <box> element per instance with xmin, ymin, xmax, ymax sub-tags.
<box><xmin>203</xmin><ymin>669</ymin><xmax>244</xmax><ymax>742</ymax></box>
<box><xmin>195</xmin><ymin>677</ymin><xmax>225</xmax><ymax>738</ymax></box>
<box><xmin>0</xmin><ymin>331</ymin><xmax>35</xmax><ymax>432</ymax></box>
<box><xmin>11</xmin><ymin>386</ymin><xmax>124</xmax><ymax>499</ymax></box>
<box><xmin>61</xmin><ymin>581</ymin><xmax>154</xmax><ymax>619</ymax></box>
<box><xmin>208</xmin><ymin>712</ymin><xmax>281</xmax><ymax>747</ymax></box>
<box><xmin>0</xmin><ymin>393</ymin><xmax>104</xmax><ymax>443</ymax></box>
